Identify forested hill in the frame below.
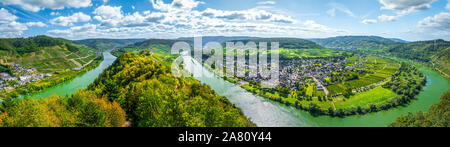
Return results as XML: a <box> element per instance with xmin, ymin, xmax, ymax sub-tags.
<box><xmin>0</xmin><ymin>35</ymin><xmax>98</xmax><ymax>72</ymax></box>
<box><xmin>127</xmin><ymin>39</ymin><xmax>188</xmax><ymax>48</ymax></box>
<box><xmin>87</xmin><ymin>52</ymin><xmax>255</xmax><ymax>127</ymax></box>
<box><xmin>111</xmin><ymin>39</ymin><xmax>193</xmax><ymax>57</ymax></box>
<box><xmin>177</xmin><ymin>36</ymin><xmax>259</xmax><ymax>44</ymax></box>
<box><xmin>0</xmin><ymin>35</ymin><xmax>81</xmax><ymax>55</ymax></box>
<box><xmin>77</xmin><ymin>38</ymin><xmax>146</xmax><ymax>50</ymax></box>
<box><xmin>230</xmin><ymin>38</ymin><xmax>324</xmax><ymax>49</ymax></box>
<box><xmin>310</xmin><ymin>36</ymin><xmax>397</xmax><ymax>50</ymax></box>
<box><xmin>384</xmin><ymin>39</ymin><xmax>450</xmax><ymax>62</ymax></box>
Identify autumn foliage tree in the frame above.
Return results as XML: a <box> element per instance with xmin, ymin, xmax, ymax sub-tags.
<box><xmin>0</xmin><ymin>91</ymin><xmax>126</xmax><ymax>127</ymax></box>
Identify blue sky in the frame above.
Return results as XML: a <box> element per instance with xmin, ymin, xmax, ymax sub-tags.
<box><xmin>0</xmin><ymin>0</ymin><xmax>449</xmax><ymax>41</ymax></box>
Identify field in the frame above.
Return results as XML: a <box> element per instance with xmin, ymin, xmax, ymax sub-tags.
<box><xmin>334</xmin><ymin>86</ymin><xmax>397</xmax><ymax>109</ymax></box>
<box><xmin>278</xmin><ymin>48</ymin><xmax>346</xmax><ymax>59</ymax></box>
<box><xmin>326</xmin><ymin>56</ymin><xmax>400</xmax><ymax>95</ymax></box>
<box><xmin>237</xmin><ymin>51</ymin><xmax>405</xmax><ymax>117</ymax></box>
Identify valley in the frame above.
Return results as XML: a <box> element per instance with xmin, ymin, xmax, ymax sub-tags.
<box><xmin>0</xmin><ymin>35</ymin><xmax>448</xmax><ymax>127</ymax></box>
<box><xmin>0</xmin><ymin>36</ymin><xmax>102</xmax><ymax>98</ymax></box>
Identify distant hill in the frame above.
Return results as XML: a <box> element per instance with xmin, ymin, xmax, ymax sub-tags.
<box><xmin>111</xmin><ymin>39</ymin><xmax>193</xmax><ymax>57</ymax></box>
<box><xmin>388</xmin><ymin>38</ymin><xmax>409</xmax><ymax>43</ymax></box>
<box><xmin>177</xmin><ymin>36</ymin><xmax>259</xmax><ymax>44</ymax></box>
<box><xmin>230</xmin><ymin>38</ymin><xmax>324</xmax><ymax>49</ymax></box>
<box><xmin>77</xmin><ymin>38</ymin><xmax>146</xmax><ymax>51</ymax></box>
<box><xmin>112</xmin><ymin>37</ymin><xmax>324</xmax><ymax>58</ymax></box>
<box><xmin>0</xmin><ymin>35</ymin><xmax>98</xmax><ymax>72</ymax></box>
<box><xmin>310</xmin><ymin>36</ymin><xmax>397</xmax><ymax>50</ymax></box>
<box><xmin>309</xmin><ymin>36</ymin><xmax>449</xmax><ymax>79</ymax></box>
<box><xmin>383</xmin><ymin>39</ymin><xmax>450</xmax><ymax>79</ymax></box>
<box><xmin>384</xmin><ymin>39</ymin><xmax>450</xmax><ymax>62</ymax></box>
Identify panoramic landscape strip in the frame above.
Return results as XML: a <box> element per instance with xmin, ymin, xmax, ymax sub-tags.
<box><xmin>0</xmin><ymin>0</ymin><xmax>448</xmax><ymax>130</ymax></box>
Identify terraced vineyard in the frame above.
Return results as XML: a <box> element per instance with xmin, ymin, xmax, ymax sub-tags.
<box><xmin>0</xmin><ymin>37</ymin><xmax>98</xmax><ymax>72</ymax></box>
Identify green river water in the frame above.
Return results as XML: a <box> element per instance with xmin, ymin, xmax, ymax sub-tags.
<box><xmin>28</xmin><ymin>52</ymin><xmax>450</xmax><ymax>127</ymax></box>
<box><xmin>27</xmin><ymin>52</ymin><xmax>117</xmax><ymax>99</ymax></box>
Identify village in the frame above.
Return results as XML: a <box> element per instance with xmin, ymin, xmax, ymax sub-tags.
<box><xmin>278</xmin><ymin>57</ymin><xmax>361</xmax><ymax>90</ymax></box>
<box><xmin>236</xmin><ymin>55</ymin><xmax>366</xmax><ymax>97</ymax></box>
<box><xmin>0</xmin><ymin>64</ymin><xmax>52</xmax><ymax>90</ymax></box>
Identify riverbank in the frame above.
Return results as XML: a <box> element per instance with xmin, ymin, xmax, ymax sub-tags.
<box><xmin>25</xmin><ymin>52</ymin><xmax>115</xmax><ymax>99</ymax></box>
<box><xmin>182</xmin><ymin>55</ymin><xmax>449</xmax><ymax>126</ymax></box>
<box><xmin>195</xmin><ymin>55</ymin><xmax>427</xmax><ymax>117</ymax></box>
<box><xmin>0</xmin><ymin>54</ymin><xmax>104</xmax><ymax>99</ymax></box>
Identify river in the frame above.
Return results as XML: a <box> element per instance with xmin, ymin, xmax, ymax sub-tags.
<box><xmin>182</xmin><ymin>56</ymin><xmax>450</xmax><ymax>127</ymax></box>
<box><xmin>27</xmin><ymin>52</ymin><xmax>117</xmax><ymax>99</ymax></box>
<box><xmin>28</xmin><ymin>52</ymin><xmax>449</xmax><ymax>127</ymax></box>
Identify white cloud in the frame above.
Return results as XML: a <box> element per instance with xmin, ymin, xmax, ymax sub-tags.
<box><xmin>409</xmin><ymin>12</ymin><xmax>450</xmax><ymax>40</ymax></box>
<box><xmin>50</xmin><ymin>12</ymin><xmax>60</xmax><ymax>16</ymax></box>
<box><xmin>326</xmin><ymin>2</ymin><xmax>355</xmax><ymax>17</ymax></box>
<box><xmin>48</xmin><ymin>23</ymin><xmax>97</xmax><ymax>38</ymax></box>
<box><xmin>93</xmin><ymin>5</ymin><xmax>123</xmax><ymax>27</ymax></box>
<box><xmin>377</xmin><ymin>0</ymin><xmax>436</xmax><ymax>22</ymax></box>
<box><xmin>0</xmin><ymin>8</ymin><xmax>45</xmax><ymax>38</ymax></box>
<box><xmin>202</xmin><ymin>8</ymin><xmax>296</xmax><ymax>23</ymax></box>
<box><xmin>26</xmin><ymin>22</ymin><xmax>47</xmax><ymax>27</ymax></box>
<box><xmin>150</xmin><ymin>0</ymin><xmax>203</xmax><ymax>12</ymax></box>
<box><xmin>93</xmin><ymin>5</ymin><xmax>166</xmax><ymax>27</ymax></box>
<box><xmin>257</xmin><ymin>1</ymin><xmax>276</xmax><ymax>5</ymax></box>
<box><xmin>379</xmin><ymin>0</ymin><xmax>434</xmax><ymax>11</ymax></box>
<box><xmin>418</xmin><ymin>12</ymin><xmax>450</xmax><ymax>31</ymax></box>
<box><xmin>0</xmin><ymin>8</ymin><xmax>18</xmax><ymax>23</ymax></box>
<box><xmin>379</xmin><ymin>0</ymin><xmax>434</xmax><ymax>12</ymax></box>
<box><xmin>50</xmin><ymin>12</ymin><xmax>91</xmax><ymax>26</ymax></box>
<box><xmin>0</xmin><ymin>8</ymin><xmax>25</xmax><ymax>37</ymax></box>
<box><xmin>47</xmin><ymin>0</ymin><xmax>347</xmax><ymax>40</ymax></box>
<box><xmin>446</xmin><ymin>0</ymin><xmax>450</xmax><ymax>10</ymax></box>
<box><xmin>378</xmin><ymin>14</ymin><xmax>399</xmax><ymax>22</ymax></box>
<box><xmin>0</xmin><ymin>0</ymin><xmax>92</xmax><ymax>12</ymax></box>
<box><xmin>361</xmin><ymin>19</ymin><xmax>378</xmax><ymax>24</ymax></box>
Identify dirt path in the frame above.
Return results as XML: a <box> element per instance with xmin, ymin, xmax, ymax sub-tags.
<box><xmin>69</xmin><ymin>59</ymin><xmax>82</xmax><ymax>67</ymax></box>
<box><xmin>313</xmin><ymin>77</ymin><xmax>329</xmax><ymax>97</ymax></box>
<box><xmin>331</xmin><ymin>102</ymin><xmax>336</xmax><ymax>110</ymax></box>
<box><xmin>432</xmin><ymin>61</ymin><xmax>450</xmax><ymax>79</ymax></box>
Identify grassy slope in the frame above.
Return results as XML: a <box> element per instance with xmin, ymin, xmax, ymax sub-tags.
<box><xmin>326</xmin><ymin>56</ymin><xmax>400</xmax><ymax>95</ymax></box>
<box><xmin>0</xmin><ymin>36</ymin><xmax>98</xmax><ymax>72</ymax></box>
<box><xmin>76</xmin><ymin>39</ymin><xmax>146</xmax><ymax>51</ymax></box>
<box><xmin>311</xmin><ymin>36</ymin><xmax>396</xmax><ymax>49</ymax></box>
<box><xmin>430</xmin><ymin>47</ymin><xmax>450</xmax><ymax>79</ymax></box>
<box><xmin>334</xmin><ymin>86</ymin><xmax>397</xmax><ymax>108</ymax></box>
<box><xmin>278</xmin><ymin>48</ymin><xmax>345</xmax><ymax>59</ymax></box>
<box><xmin>111</xmin><ymin>39</ymin><xmax>187</xmax><ymax>57</ymax></box>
